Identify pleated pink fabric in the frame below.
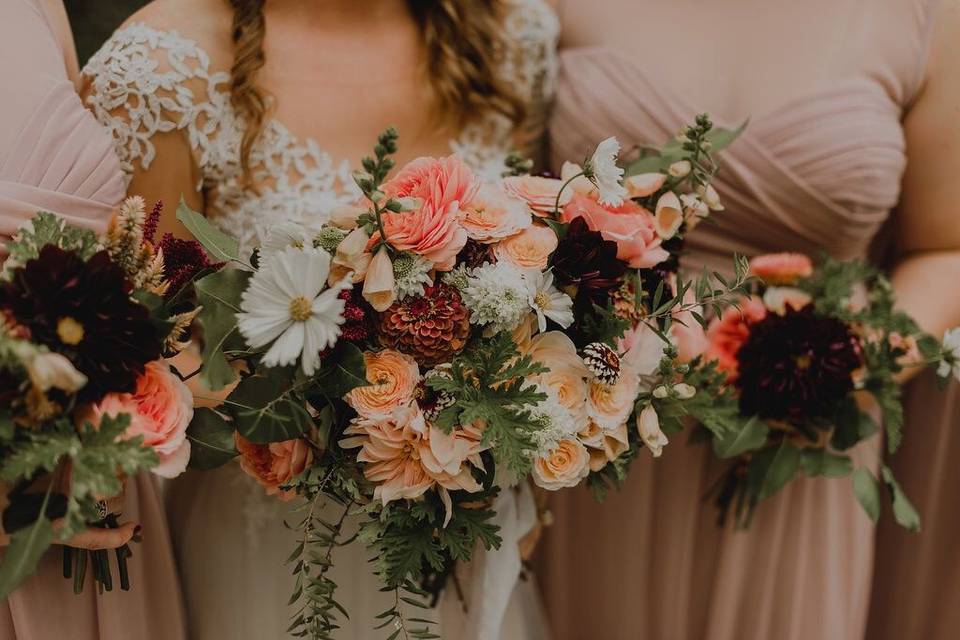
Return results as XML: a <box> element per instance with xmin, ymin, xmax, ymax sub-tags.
<box><xmin>536</xmin><ymin>3</ymin><xmax>952</xmax><ymax>635</ymax></box>
<box><xmin>0</xmin><ymin>2</ymin><xmax>187</xmax><ymax>639</ymax></box>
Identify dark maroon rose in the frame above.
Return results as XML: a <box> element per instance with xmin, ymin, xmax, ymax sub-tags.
<box><xmin>551</xmin><ymin>217</ymin><xmax>627</xmax><ymax>297</ymax></box>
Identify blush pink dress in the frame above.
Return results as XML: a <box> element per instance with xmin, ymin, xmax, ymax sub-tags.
<box><xmin>0</xmin><ymin>2</ymin><xmax>187</xmax><ymax>638</ymax></box>
<box><xmin>536</xmin><ymin>1</ymin><xmax>955</xmax><ymax>639</ymax></box>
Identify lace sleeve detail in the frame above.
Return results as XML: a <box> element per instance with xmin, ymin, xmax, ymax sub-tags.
<box><xmin>451</xmin><ymin>0</ymin><xmax>560</xmax><ymax>180</ymax></box>
<box><xmin>82</xmin><ymin>23</ymin><xmax>231</xmax><ymax>186</ymax></box>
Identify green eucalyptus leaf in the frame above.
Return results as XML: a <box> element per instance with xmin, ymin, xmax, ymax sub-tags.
<box><xmin>186</xmin><ymin>408</ymin><xmax>238</xmax><ymax>470</ymax></box>
<box><xmin>0</xmin><ymin>516</ymin><xmax>54</xmax><ymax>598</ymax></box>
<box><xmin>712</xmin><ymin>417</ymin><xmax>769</xmax><ymax>458</ymax></box>
<box><xmin>831</xmin><ymin>399</ymin><xmax>877</xmax><ymax>451</ymax></box>
<box><xmin>852</xmin><ymin>468</ymin><xmax>880</xmax><ymax>523</ymax></box>
<box><xmin>757</xmin><ymin>441</ymin><xmax>800</xmax><ymax>500</ymax></box>
<box><xmin>881</xmin><ymin>465</ymin><xmax>920</xmax><ymax>531</ymax></box>
<box><xmin>229</xmin><ymin>375</ymin><xmax>312</xmax><ymax>443</ymax></box>
<box><xmin>705</xmin><ymin>119</ymin><xmax>748</xmax><ymax>153</ymax></box>
<box><xmin>195</xmin><ymin>268</ymin><xmax>250</xmax><ymax>391</ymax></box>
<box><xmin>175</xmin><ymin>198</ymin><xmax>240</xmax><ymax>263</ymax></box>
<box><xmin>800</xmin><ymin>450</ymin><xmax>853</xmax><ymax>478</ymax></box>
<box><xmin>312</xmin><ymin>342</ymin><xmax>368</xmax><ymax>401</ymax></box>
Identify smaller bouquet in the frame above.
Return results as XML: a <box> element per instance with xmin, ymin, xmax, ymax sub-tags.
<box><xmin>686</xmin><ymin>252</ymin><xmax>960</xmax><ymax>528</ymax></box>
<box><xmin>0</xmin><ymin>198</ymin><xmax>205</xmax><ymax>596</ymax></box>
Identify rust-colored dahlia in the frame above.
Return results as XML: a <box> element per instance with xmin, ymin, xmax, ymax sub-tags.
<box><xmin>378</xmin><ymin>282</ymin><xmax>470</xmax><ymax>366</ymax></box>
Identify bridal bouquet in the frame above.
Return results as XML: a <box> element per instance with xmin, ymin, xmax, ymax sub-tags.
<box><xmin>180</xmin><ymin>121</ymin><xmax>743</xmax><ymax>637</ymax></box>
<box><xmin>685</xmin><ymin>252</ymin><xmax>960</xmax><ymax>528</ymax></box>
<box><xmin>0</xmin><ymin>198</ymin><xmax>203</xmax><ymax>596</ymax></box>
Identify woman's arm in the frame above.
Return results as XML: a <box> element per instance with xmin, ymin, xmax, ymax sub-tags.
<box><xmin>892</xmin><ymin>1</ymin><xmax>960</xmax><ymax>356</ymax></box>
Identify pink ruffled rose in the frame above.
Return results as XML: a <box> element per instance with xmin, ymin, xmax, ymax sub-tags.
<box><xmin>235</xmin><ymin>434</ymin><xmax>315</xmax><ymax>500</ymax></box>
<box><xmin>82</xmin><ymin>360</ymin><xmax>193</xmax><ymax>479</ymax></box>
<box><xmin>704</xmin><ymin>297</ymin><xmax>768</xmax><ymax>381</ymax></box>
<box><xmin>503</xmin><ymin>175</ymin><xmax>571</xmax><ymax>217</ymax></box>
<box><xmin>458</xmin><ymin>183</ymin><xmax>532</xmax><ymax>243</ymax></box>
<box><xmin>749</xmin><ymin>253</ymin><xmax>814</xmax><ymax>285</ymax></box>
<box><xmin>561</xmin><ymin>193</ymin><xmax>670</xmax><ymax>268</ymax></box>
<box><xmin>376</xmin><ymin>156</ymin><xmax>479</xmax><ymax>271</ymax></box>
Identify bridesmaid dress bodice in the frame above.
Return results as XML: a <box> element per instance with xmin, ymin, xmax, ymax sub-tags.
<box><xmin>551</xmin><ymin>0</ymin><xmax>937</xmax><ymax>273</ymax></box>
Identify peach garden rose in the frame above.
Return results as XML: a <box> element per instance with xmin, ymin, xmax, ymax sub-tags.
<box><xmin>458</xmin><ymin>183</ymin><xmax>532</xmax><ymax>243</ymax></box>
<box><xmin>532</xmin><ymin>437</ymin><xmax>591</xmax><ymax>490</ymax></box>
<box><xmin>236</xmin><ymin>434</ymin><xmax>314</xmax><ymax>500</ymax></box>
<box><xmin>749</xmin><ymin>252</ymin><xmax>814</xmax><ymax>285</ymax></box>
<box><xmin>503</xmin><ymin>174</ymin><xmax>571</xmax><ymax>217</ymax></box>
<box><xmin>561</xmin><ymin>193</ymin><xmax>670</xmax><ymax>269</ymax></box>
<box><xmin>494</xmin><ymin>223</ymin><xmax>559</xmax><ymax>270</ymax></box>
<box><xmin>347</xmin><ymin>349</ymin><xmax>420</xmax><ymax>418</ymax></box>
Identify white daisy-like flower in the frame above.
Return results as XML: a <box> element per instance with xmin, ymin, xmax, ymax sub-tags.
<box><xmin>392</xmin><ymin>252</ymin><xmax>434</xmax><ymax>300</ymax></box>
<box><xmin>524</xmin><ymin>269</ymin><xmax>574</xmax><ymax>332</ymax></box>
<box><xmin>260</xmin><ymin>221</ymin><xmax>318</xmax><ymax>258</ymax></box>
<box><xmin>461</xmin><ymin>261</ymin><xmax>528</xmax><ymax>333</ymax></box>
<box><xmin>938</xmin><ymin>327</ymin><xmax>960</xmax><ymax>381</ymax></box>
<box><xmin>585</xmin><ymin>137</ymin><xmax>627</xmax><ymax>206</ymax></box>
<box><xmin>528</xmin><ymin>386</ymin><xmax>579</xmax><ymax>457</ymax></box>
<box><xmin>237</xmin><ymin>245</ymin><xmax>352</xmax><ymax>375</ymax></box>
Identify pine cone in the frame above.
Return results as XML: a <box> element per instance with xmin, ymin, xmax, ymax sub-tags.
<box><xmin>378</xmin><ymin>283</ymin><xmax>470</xmax><ymax>366</ymax></box>
<box><xmin>582</xmin><ymin>342</ymin><xmax>621</xmax><ymax>386</ymax></box>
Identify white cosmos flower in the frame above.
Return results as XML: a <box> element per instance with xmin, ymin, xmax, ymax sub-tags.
<box><xmin>524</xmin><ymin>269</ymin><xmax>574</xmax><ymax>332</ymax></box>
<box><xmin>237</xmin><ymin>245</ymin><xmax>352</xmax><ymax>375</ymax></box>
<box><xmin>938</xmin><ymin>327</ymin><xmax>960</xmax><ymax>381</ymax></box>
<box><xmin>586</xmin><ymin>137</ymin><xmax>627</xmax><ymax>206</ymax></box>
<box><xmin>261</xmin><ymin>221</ymin><xmax>320</xmax><ymax>258</ymax></box>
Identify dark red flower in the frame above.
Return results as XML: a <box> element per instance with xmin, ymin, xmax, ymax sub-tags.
<box><xmin>378</xmin><ymin>283</ymin><xmax>470</xmax><ymax>366</ymax></box>
<box><xmin>338</xmin><ymin>286</ymin><xmax>373</xmax><ymax>343</ymax></box>
<box><xmin>735</xmin><ymin>305</ymin><xmax>861</xmax><ymax>421</ymax></box>
<box><xmin>159</xmin><ymin>233</ymin><xmax>223</xmax><ymax>297</ymax></box>
<box><xmin>456</xmin><ymin>239</ymin><xmax>496</xmax><ymax>269</ymax></box>
<box><xmin>0</xmin><ymin>246</ymin><xmax>162</xmax><ymax>401</ymax></box>
<box><xmin>551</xmin><ymin>217</ymin><xmax>626</xmax><ymax>297</ymax></box>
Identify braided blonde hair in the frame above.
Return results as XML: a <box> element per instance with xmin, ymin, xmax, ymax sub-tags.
<box><xmin>225</xmin><ymin>0</ymin><xmax>525</xmax><ymax>182</ymax></box>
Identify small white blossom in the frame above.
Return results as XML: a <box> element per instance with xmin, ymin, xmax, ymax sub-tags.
<box><xmin>673</xmin><ymin>383</ymin><xmax>696</xmax><ymax>399</ymax></box>
<box><xmin>697</xmin><ymin>183</ymin><xmax>724</xmax><ymax>211</ymax></box>
<box><xmin>237</xmin><ymin>246</ymin><xmax>352</xmax><ymax>375</ymax></box>
<box><xmin>442</xmin><ymin>264</ymin><xmax>471</xmax><ymax>291</ymax></box>
<box><xmin>652</xmin><ymin>385</ymin><xmax>669</xmax><ymax>399</ymax></box>
<box><xmin>392</xmin><ymin>253</ymin><xmax>433</xmax><ymax>300</ymax></box>
<box><xmin>668</xmin><ymin>160</ymin><xmax>691</xmax><ymax>178</ymax></box>
<box><xmin>261</xmin><ymin>221</ymin><xmax>318</xmax><ymax>258</ymax></box>
<box><xmin>585</xmin><ymin>137</ymin><xmax>627</xmax><ymax>206</ymax></box>
<box><xmin>461</xmin><ymin>262</ymin><xmax>529</xmax><ymax>333</ymax></box>
<box><xmin>939</xmin><ymin>327</ymin><xmax>960</xmax><ymax>381</ymax></box>
<box><xmin>637</xmin><ymin>405</ymin><xmax>668</xmax><ymax>457</ymax></box>
<box><xmin>528</xmin><ymin>387</ymin><xmax>579</xmax><ymax>458</ymax></box>
<box><xmin>25</xmin><ymin>350</ymin><xmax>87</xmax><ymax>393</ymax></box>
<box><xmin>524</xmin><ymin>270</ymin><xmax>574</xmax><ymax>333</ymax></box>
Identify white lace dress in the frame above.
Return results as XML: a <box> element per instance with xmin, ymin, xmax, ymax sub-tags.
<box><xmin>82</xmin><ymin>4</ymin><xmax>559</xmax><ymax>639</ymax></box>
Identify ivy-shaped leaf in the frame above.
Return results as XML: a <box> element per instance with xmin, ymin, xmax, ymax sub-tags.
<box><xmin>881</xmin><ymin>465</ymin><xmax>920</xmax><ymax>532</ymax></box>
<box><xmin>852</xmin><ymin>468</ymin><xmax>880</xmax><ymax>523</ymax></box>
<box><xmin>228</xmin><ymin>375</ymin><xmax>312</xmax><ymax>443</ymax></box>
<box><xmin>194</xmin><ymin>268</ymin><xmax>250</xmax><ymax>391</ymax></box>
<box><xmin>757</xmin><ymin>441</ymin><xmax>800</xmax><ymax>500</ymax></box>
<box><xmin>186</xmin><ymin>408</ymin><xmax>238</xmax><ymax>470</ymax></box>
<box><xmin>712</xmin><ymin>417</ymin><xmax>768</xmax><ymax>459</ymax></box>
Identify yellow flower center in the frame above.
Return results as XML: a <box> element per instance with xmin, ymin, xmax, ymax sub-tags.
<box><xmin>533</xmin><ymin>291</ymin><xmax>550</xmax><ymax>310</ymax></box>
<box><xmin>56</xmin><ymin>317</ymin><xmax>85</xmax><ymax>345</ymax></box>
<box><xmin>795</xmin><ymin>354</ymin><xmax>812</xmax><ymax>370</ymax></box>
<box><xmin>288</xmin><ymin>296</ymin><xmax>313</xmax><ymax>322</ymax></box>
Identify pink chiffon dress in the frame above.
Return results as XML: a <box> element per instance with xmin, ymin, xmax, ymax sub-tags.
<box><xmin>536</xmin><ymin>1</ymin><xmax>956</xmax><ymax>638</ymax></box>
<box><xmin>0</xmin><ymin>1</ymin><xmax>187</xmax><ymax>638</ymax></box>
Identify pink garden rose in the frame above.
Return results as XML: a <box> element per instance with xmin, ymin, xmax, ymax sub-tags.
<box><xmin>749</xmin><ymin>253</ymin><xmax>814</xmax><ymax>285</ymax></box>
<box><xmin>503</xmin><ymin>175</ymin><xmax>571</xmax><ymax>217</ymax></box>
<box><xmin>82</xmin><ymin>360</ymin><xmax>193</xmax><ymax>478</ymax></box>
<box><xmin>375</xmin><ymin>156</ymin><xmax>479</xmax><ymax>270</ymax></box>
<box><xmin>561</xmin><ymin>193</ymin><xmax>670</xmax><ymax>268</ymax></box>
<box><xmin>235</xmin><ymin>434</ymin><xmax>315</xmax><ymax>500</ymax></box>
<box><xmin>459</xmin><ymin>183</ymin><xmax>532</xmax><ymax>243</ymax></box>
<box><xmin>704</xmin><ymin>297</ymin><xmax>768</xmax><ymax>381</ymax></box>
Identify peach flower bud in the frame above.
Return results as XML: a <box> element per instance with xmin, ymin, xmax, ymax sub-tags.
<box><xmin>494</xmin><ymin>224</ymin><xmax>558</xmax><ymax>270</ymax></box>
<box><xmin>625</xmin><ymin>173</ymin><xmax>666</xmax><ymax>198</ymax></box>
<box><xmin>459</xmin><ymin>184</ymin><xmax>532</xmax><ymax>243</ymax></box>
<box><xmin>698</xmin><ymin>183</ymin><xmax>724</xmax><ymax>211</ymax></box>
<box><xmin>81</xmin><ymin>361</ymin><xmax>193</xmax><ymax>478</ymax></box>
<box><xmin>330</xmin><ymin>202</ymin><xmax>367</xmax><ymax>229</ymax></box>
<box><xmin>673</xmin><ymin>383</ymin><xmax>696</xmax><ymax>399</ymax></box>
<box><xmin>503</xmin><ymin>175</ymin><xmax>571</xmax><ymax>217</ymax></box>
<box><xmin>27</xmin><ymin>351</ymin><xmax>87</xmax><ymax>393</ymax></box>
<box><xmin>763</xmin><ymin>287</ymin><xmax>813</xmax><ymax>315</ymax></box>
<box><xmin>236</xmin><ymin>434</ymin><xmax>314</xmax><ymax>500</ymax></box>
<box><xmin>347</xmin><ymin>349</ymin><xmax>421</xmax><ymax>418</ymax></box>
<box><xmin>560</xmin><ymin>161</ymin><xmax>596</xmax><ymax>196</ymax></box>
<box><xmin>680</xmin><ymin>194</ymin><xmax>709</xmax><ymax>220</ymax></box>
<box><xmin>637</xmin><ymin>405</ymin><xmax>668</xmax><ymax>457</ymax></box>
<box><xmin>330</xmin><ymin>227</ymin><xmax>372</xmax><ymax>285</ymax></box>
<box><xmin>362</xmin><ymin>246</ymin><xmax>396</xmax><ymax>312</ymax></box>
<box><xmin>654</xmin><ymin>192</ymin><xmax>684</xmax><ymax>239</ymax></box>
<box><xmin>532</xmin><ymin>437</ymin><xmax>590</xmax><ymax>490</ymax></box>
<box><xmin>668</xmin><ymin>160</ymin><xmax>691</xmax><ymax>178</ymax></box>
<box><xmin>749</xmin><ymin>253</ymin><xmax>814</xmax><ymax>285</ymax></box>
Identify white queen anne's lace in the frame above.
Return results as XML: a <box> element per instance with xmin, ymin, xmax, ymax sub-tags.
<box><xmin>83</xmin><ymin>0</ymin><xmax>559</xmax><ymax>258</ymax></box>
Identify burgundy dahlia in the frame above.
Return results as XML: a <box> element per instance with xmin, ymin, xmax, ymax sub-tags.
<box><xmin>457</xmin><ymin>239</ymin><xmax>496</xmax><ymax>269</ymax></box>
<box><xmin>378</xmin><ymin>282</ymin><xmax>470</xmax><ymax>366</ymax></box>
<box><xmin>735</xmin><ymin>304</ymin><xmax>861</xmax><ymax>421</ymax></box>
<box><xmin>551</xmin><ymin>217</ymin><xmax>626</xmax><ymax>297</ymax></box>
<box><xmin>0</xmin><ymin>246</ymin><xmax>162</xmax><ymax>401</ymax></box>
<box><xmin>338</xmin><ymin>286</ymin><xmax>373</xmax><ymax>343</ymax></box>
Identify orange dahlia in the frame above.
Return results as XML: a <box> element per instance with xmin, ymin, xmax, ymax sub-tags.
<box><xmin>378</xmin><ymin>282</ymin><xmax>470</xmax><ymax>366</ymax></box>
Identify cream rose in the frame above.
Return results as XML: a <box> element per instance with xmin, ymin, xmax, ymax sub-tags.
<box><xmin>494</xmin><ymin>224</ymin><xmax>558</xmax><ymax>270</ymax></box>
<box><xmin>459</xmin><ymin>183</ymin><xmax>532</xmax><ymax>243</ymax></box>
<box><xmin>586</xmin><ymin>373</ymin><xmax>640</xmax><ymax>431</ymax></box>
<box><xmin>503</xmin><ymin>174</ymin><xmax>572</xmax><ymax>217</ymax></box>
<box><xmin>532</xmin><ymin>437</ymin><xmax>591</xmax><ymax>490</ymax></box>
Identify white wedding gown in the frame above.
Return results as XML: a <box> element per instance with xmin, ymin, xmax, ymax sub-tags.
<box><xmin>82</xmin><ymin>2</ymin><xmax>558</xmax><ymax>639</ymax></box>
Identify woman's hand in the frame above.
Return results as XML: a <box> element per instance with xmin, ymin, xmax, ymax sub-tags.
<box><xmin>55</xmin><ymin>490</ymin><xmax>139</xmax><ymax>551</ymax></box>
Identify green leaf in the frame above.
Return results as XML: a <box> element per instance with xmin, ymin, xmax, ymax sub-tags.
<box><xmin>0</xmin><ymin>516</ymin><xmax>54</xmax><ymax>598</ymax></box>
<box><xmin>830</xmin><ymin>399</ymin><xmax>877</xmax><ymax>451</ymax></box>
<box><xmin>800</xmin><ymin>450</ymin><xmax>853</xmax><ymax>478</ymax></box>
<box><xmin>852</xmin><ymin>468</ymin><xmax>880</xmax><ymax>523</ymax></box>
<box><xmin>186</xmin><ymin>408</ymin><xmax>238</xmax><ymax>470</ymax></box>
<box><xmin>228</xmin><ymin>375</ymin><xmax>312</xmax><ymax>443</ymax></box>
<box><xmin>311</xmin><ymin>342</ymin><xmax>367</xmax><ymax>400</ymax></box>
<box><xmin>712</xmin><ymin>417</ymin><xmax>769</xmax><ymax>458</ymax></box>
<box><xmin>175</xmin><ymin>198</ymin><xmax>240</xmax><ymax>263</ymax></box>
<box><xmin>881</xmin><ymin>465</ymin><xmax>920</xmax><ymax>531</ymax></box>
<box><xmin>757</xmin><ymin>441</ymin><xmax>800</xmax><ymax>500</ymax></box>
<box><xmin>705</xmin><ymin>119</ymin><xmax>748</xmax><ymax>153</ymax></box>
<box><xmin>194</xmin><ymin>268</ymin><xmax>250</xmax><ymax>390</ymax></box>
